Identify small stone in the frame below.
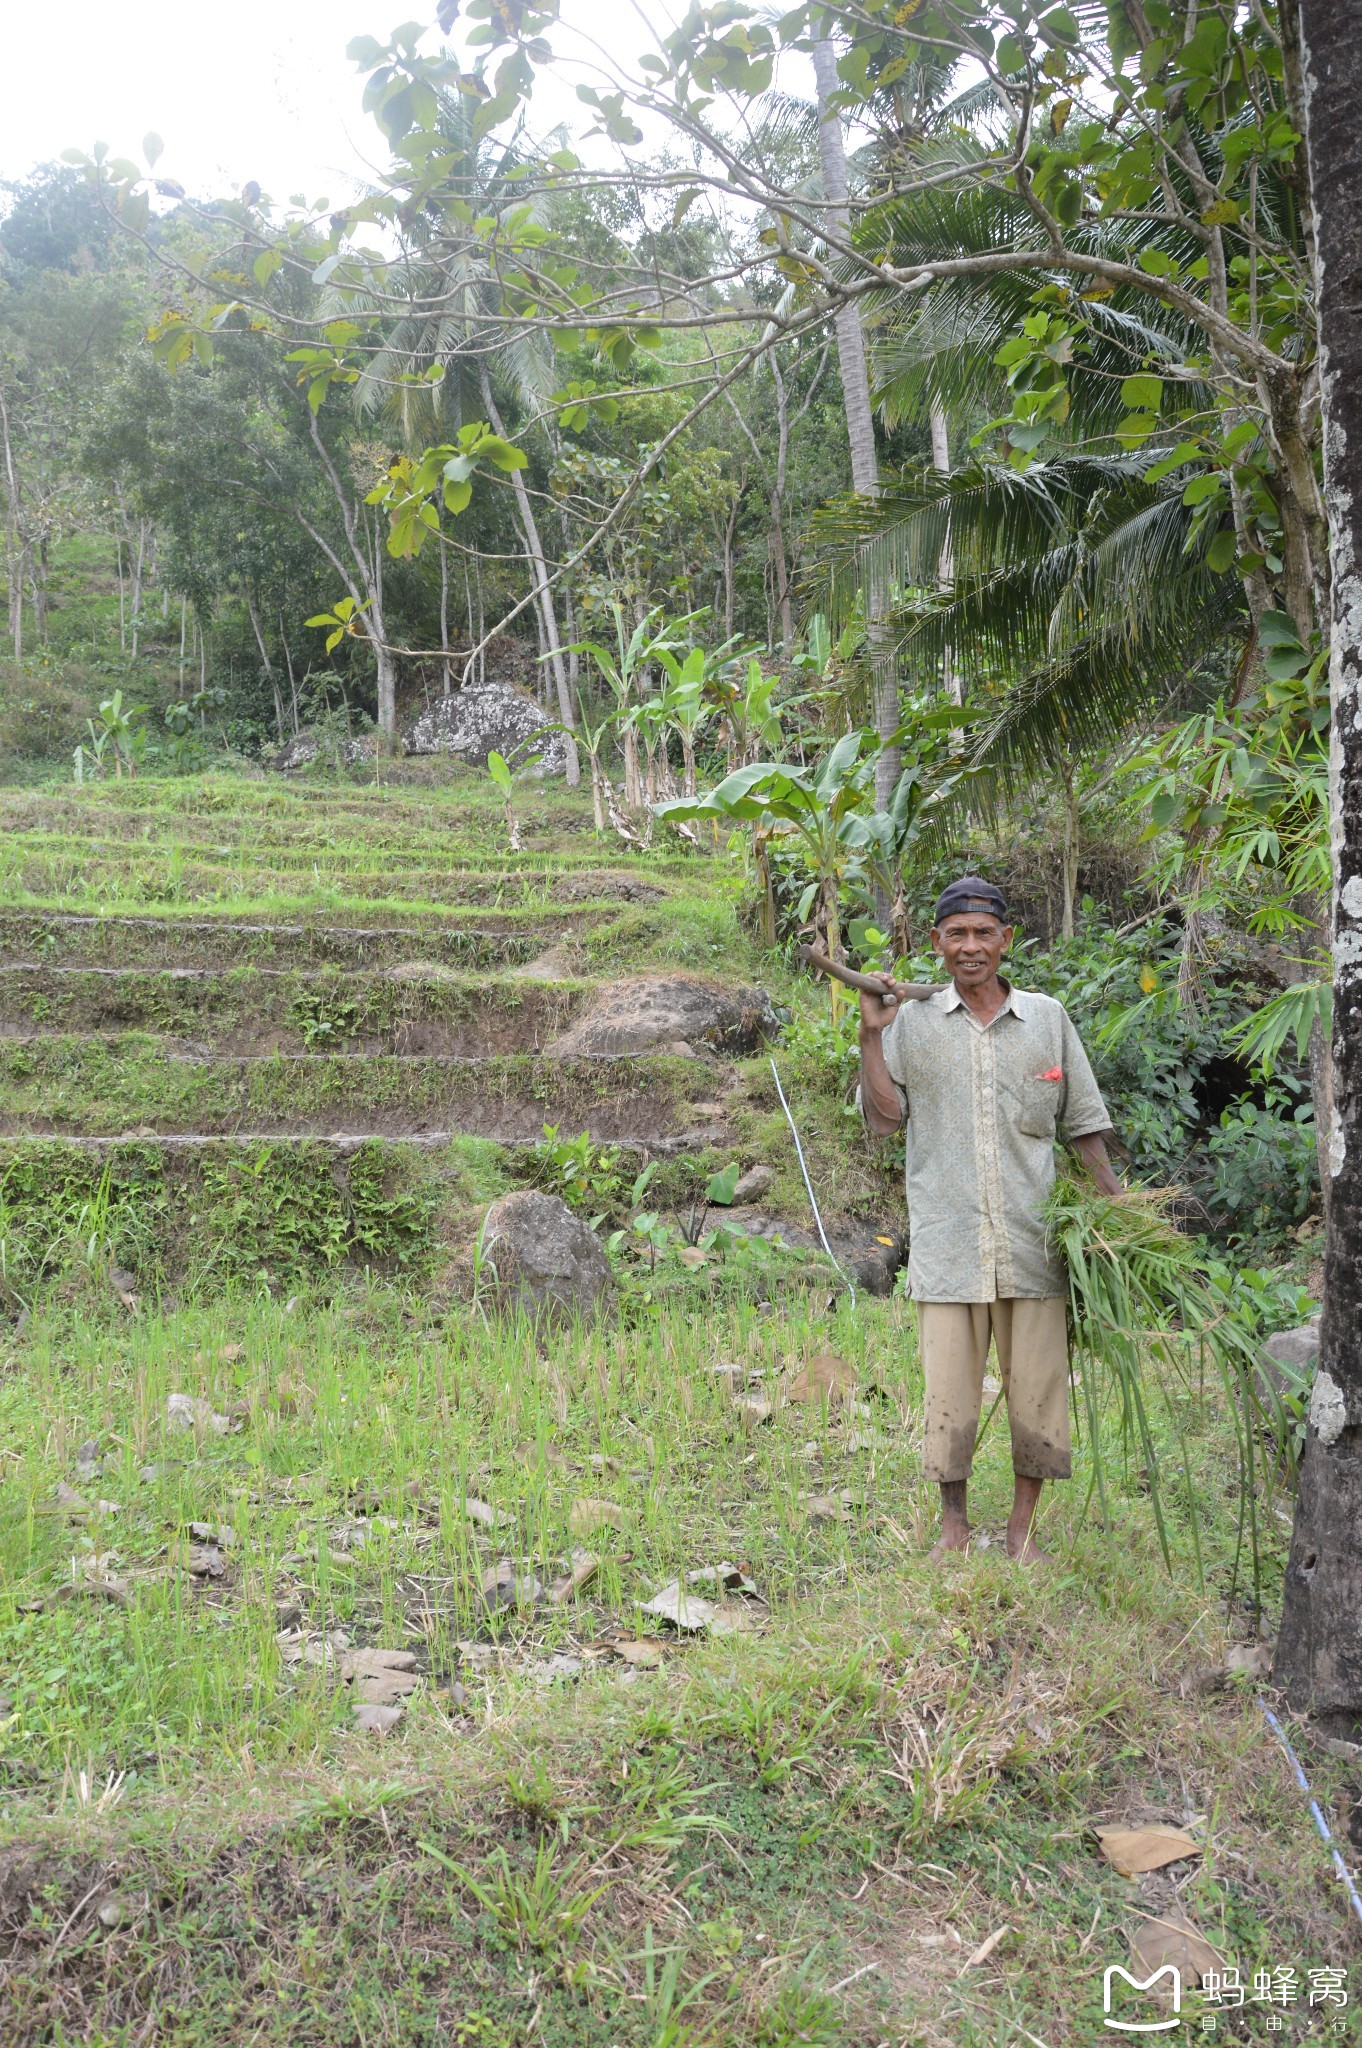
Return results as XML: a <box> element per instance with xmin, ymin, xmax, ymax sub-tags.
<box><xmin>731</xmin><ymin>1164</ymin><xmax>775</xmax><ymax>1203</ymax></box>
<box><xmin>97</xmin><ymin>1898</ymin><xmax>128</xmax><ymax>1930</ymax></box>
<box><xmin>448</xmin><ymin>1681</ymin><xmax>470</xmax><ymax>1710</ymax></box>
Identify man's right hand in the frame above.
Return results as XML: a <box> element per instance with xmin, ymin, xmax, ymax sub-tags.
<box><xmin>858</xmin><ymin>975</ymin><xmax>903</xmax><ymax>1036</ymax></box>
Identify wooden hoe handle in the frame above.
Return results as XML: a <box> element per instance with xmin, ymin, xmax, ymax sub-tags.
<box><xmin>798</xmin><ymin>944</ymin><xmax>936</xmax><ymax>1004</ymax></box>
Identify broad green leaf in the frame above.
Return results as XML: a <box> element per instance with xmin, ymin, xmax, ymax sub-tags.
<box><xmin>1120</xmin><ymin>374</ymin><xmax>1162</xmax><ymax>411</ymax></box>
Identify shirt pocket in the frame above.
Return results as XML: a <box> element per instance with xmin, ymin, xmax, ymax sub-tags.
<box><xmin>1017</xmin><ymin>1077</ymin><xmax>1061</xmax><ymax>1139</ymax></box>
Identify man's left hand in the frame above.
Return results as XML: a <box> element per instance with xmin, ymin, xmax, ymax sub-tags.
<box><xmin>1073</xmin><ymin>1130</ymin><xmax>1123</xmax><ymax>1198</ymax></box>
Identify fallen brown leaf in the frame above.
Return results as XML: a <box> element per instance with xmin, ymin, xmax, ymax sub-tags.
<box><xmin>1094</xmin><ymin>1825</ymin><xmax>1202</xmax><ymax>1877</ymax></box>
<box><xmin>958</xmin><ymin>1924</ymin><xmax>1009</xmax><ymax>1974</ymax></box>
<box><xmin>173</xmin><ymin>1541</ymin><xmax>226</xmax><ymax>1579</ymax></box>
<box><xmin>613</xmin><ymin>1640</ymin><xmax>664</xmax><ymax>1667</ymax></box>
<box><xmin>513</xmin><ymin>1441</ymin><xmax>567</xmax><ymax>1472</ymax></box>
<box><xmin>165</xmin><ymin>1393</ymin><xmax>232</xmax><ymax>1436</ymax></box>
<box><xmin>352</xmin><ymin>1668</ymin><xmax>420</xmax><ymax>1706</ymax></box>
<box><xmin>480</xmin><ymin>1560</ymin><xmax>543</xmax><ymax>1611</ymax></box>
<box><xmin>462</xmin><ymin>1495</ymin><xmax>510</xmax><ymax>1531</ymax></box>
<box><xmin>639</xmin><ymin>1580</ymin><xmax>753</xmax><ymax>1635</ymax></box>
<box><xmin>548</xmin><ymin>1549</ymin><xmax>599</xmax><ymax>1605</ymax></box>
<box><xmin>353</xmin><ymin>1701</ymin><xmax>405</xmax><ymax>1734</ymax></box>
<box><xmin>1128</xmin><ymin>1908</ymin><xmax>1224</xmax><ymax>1987</ymax></box>
<box><xmin>342</xmin><ymin>1648</ymin><xmax>418</xmax><ymax>1681</ymax></box>
<box><xmin>569</xmin><ymin>1497</ymin><xmax>624</xmax><ymax>1537</ymax></box>
<box><xmin>785</xmin><ymin>1352</ymin><xmax>857</xmax><ymax>1407</ymax></box>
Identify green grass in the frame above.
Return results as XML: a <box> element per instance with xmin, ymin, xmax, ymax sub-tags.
<box><xmin>0</xmin><ymin>1285</ymin><xmax>1350</xmax><ymax>2046</ymax></box>
<box><xmin>0</xmin><ymin>965</ymin><xmax>598</xmax><ymax>1054</ymax></box>
<box><xmin>0</xmin><ymin>1038</ymin><xmax>715</xmax><ymax>1141</ymax></box>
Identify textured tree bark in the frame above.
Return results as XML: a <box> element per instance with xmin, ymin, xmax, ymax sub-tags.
<box><xmin>930</xmin><ymin>399</ymin><xmax>960</xmax><ymax>705</ymax></box>
<box><xmin>812</xmin><ymin>38</ymin><xmax>900</xmax><ymax>820</ymax></box>
<box><xmin>1275</xmin><ymin>0</ymin><xmax>1362</xmax><ymax>1732</ymax></box>
<box><xmin>478</xmin><ymin>370</ymin><xmax>580</xmax><ymax>785</ymax></box>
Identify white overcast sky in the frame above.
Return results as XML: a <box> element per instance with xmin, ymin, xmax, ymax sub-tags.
<box><xmin>1</xmin><ymin>0</ymin><xmax>735</xmax><ymax>208</ymax></box>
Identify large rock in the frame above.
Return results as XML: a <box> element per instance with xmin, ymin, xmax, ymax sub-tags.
<box><xmin>543</xmin><ymin>977</ymin><xmax>779</xmax><ymax>1059</ymax></box>
<box><xmin>1258</xmin><ymin>1319</ymin><xmax>1321</xmax><ymax>1402</ymax></box>
<box><xmin>273</xmin><ymin>726</ymin><xmax>375</xmax><ymax>772</ymax></box>
<box><xmin>403</xmin><ymin>683</ymin><xmax>566</xmax><ymax>775</ymax></box>
<box><xmin>480</xmin><ymin>1191</ymin><xmax>613</xmax><ymax>1324</ymax></box>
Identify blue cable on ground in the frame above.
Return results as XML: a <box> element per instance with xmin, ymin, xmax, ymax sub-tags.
<box><xmin>768</xmin><ymin>1056</ymin><xmax>856</xmax><ymax>1305</ymax></box>
<box><xmin>1258</xmin><ymin>1697</ymin><xmax>1362</xmax><ymax>1929</ymax></box>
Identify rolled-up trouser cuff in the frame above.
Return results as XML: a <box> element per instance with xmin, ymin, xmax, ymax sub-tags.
<box><xmin>917</xmin><ymin>1296</ymin><xmax>1070</xmax><ymax>1482</ymax></box>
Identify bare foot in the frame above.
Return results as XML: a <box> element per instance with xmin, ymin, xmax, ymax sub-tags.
<box><xmin>1005</xmin><ymin>1477</ymin><xmax>1046</xmax><ymax>1564</ymax></box>
<box><xmin>927</xmin><ymin>1520</ymin><xmax>971</xmax><ymax>1563</ymax></box>
<box><xmin>1005</xmin><ymin>1523</ymin><xmax>1049</xmax><ymax>1565</ymax></box>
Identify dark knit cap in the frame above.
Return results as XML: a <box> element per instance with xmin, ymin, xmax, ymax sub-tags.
<box><xmin>933</xmin><ymin>875</ymin><xmax>1009</xmax><ymax>925</ymax></box>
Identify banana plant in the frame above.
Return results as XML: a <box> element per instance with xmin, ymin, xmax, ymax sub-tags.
<box><xmin>654</xmin><ymin>647</ymin><xmax>709</xmax><ymax>798</ymax></box>
<box><xmin>88</xmin><ymin>690</ymin><xmax>145</xmax><ymax>780</ymax></box>
<box><xmin>565</xmin><ymin>602</ymin><xmax>702</xmax><ymax>807</ymax></box>
<box><xmin>655</xmin><ymin>730</ymin><xmax>878</xmax><ymax>981</ymax></box>
<box><xmin>700</xmin><ymin>655</ymin><xmax>784</xmax><ymax>772</ymax></box>
<box><xmin>486</xmin><ymin>748</ymin><xmax>538</xmax><ymax>853</ymax></box>
<box><xmin>541</xmin><ymin>697</ymin><xmax>621</xmax><ymax>836</ymax></box>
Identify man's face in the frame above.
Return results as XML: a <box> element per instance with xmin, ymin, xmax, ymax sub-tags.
<box><xmin>931</xmin><ymin>912</ymin><xmax>1012</xmax><ymax>987</ymax></box>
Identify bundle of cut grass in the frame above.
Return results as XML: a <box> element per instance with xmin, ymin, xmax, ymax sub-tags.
<box><xmin>1045</xmin><ymin>1163</ymin><xmax>1265</xmax><ymax>1594</ymax></box>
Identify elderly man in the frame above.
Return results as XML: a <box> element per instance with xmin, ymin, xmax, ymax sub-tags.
<box><xmin>858</xmin><ymin>877</ymin><xmax>1122</xmax><ymax>1563</ymax></box>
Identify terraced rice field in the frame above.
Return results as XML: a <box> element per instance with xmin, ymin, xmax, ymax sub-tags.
<box><xmin>0</xmin><ymin>767</ymin><xmax>1353</xmax><ymax>2047</ymax></box>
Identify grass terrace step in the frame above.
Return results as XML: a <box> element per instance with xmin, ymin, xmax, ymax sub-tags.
<box><xmin>0</xmin><ymin>1036</ymin><xmax>734</xmax><ymax>1144</ymax></box>
<box><xmin>0</xmin><ymin>848</ymin><xmax>671</xmax><ymax>910</ymax></box>
<box><xmin>0</xmin><ymin>964</ymin><xmax>600</xmax><ymax>1054</ymax></box>
<box><xmin>0</xmin><ymin>910</ymin><xmax>610</xmax><ymax>970</ymax></box>
<box><xmin>0</xmin><ymin>829</ymin><xmax>703</xmax><ymax>882</ymax></box>
<box><xmin>0</xmin><ymin>1133</ymin><xmax>498</xmax><ymax>1282</ymax></box>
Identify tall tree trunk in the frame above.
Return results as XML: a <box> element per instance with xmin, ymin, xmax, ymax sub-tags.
<box><xmin>1058</xmin><ymin>758</ymin><xmax>1080</xmax><ymax>941</ymax></box>
<box><xmin>0</xmin><ymin>382</ymin><xmax>24</xmax><ymax>661</ymax></box>
<box><xmin>478</xmin><ymin>369</ymin><xmax>580</xmax><ymax>785</ymax></box>
<box><xmin>246</xmin><ymin>590</ymin><xmax>285</xmax><ymax>741</ymax></box>
<box><xmin>769</xmin><ymin>353</ymin><xmax>794</xmax><ymax>650</ymax></box>
<box><xmin>930</xmin><ymin>399</ymin><xmax>961</xmax><ymax>706</ymax></box>
<box><xmin>130</xmin><ymin>521</ymin><xmax>147</xmax><ymax>660</ymax></box>
<box><xmin>293</xmin><ymin>410</ymin><xmax>399</xmax><ymax>745</ymax></box>
<box><xmin>1275</xmin><ymin>0</ymin><xmax>1362</xmax><ymax>1732</ymax></box>
<box><xmin>439</xmin><ymin>543</ymin><xmax>452</xmax><ymax>697</ymax></box>
<box><xmin>279</xmin><ymin>611</ymin><xmax>300</xmax><ymax>735</ymax></box>
<box><xmin>813</xmin><ymin>37</ymin><xmax>899</xmax><ymax>817</ymax></box>
<box><xmin>722</xmin><ymin>484</ymin><xmax>739</xmax><ymax>642</ymax></box>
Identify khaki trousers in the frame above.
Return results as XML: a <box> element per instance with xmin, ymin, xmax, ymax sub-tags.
<box><xmin>917</xmin><ymin>1297</ymin><xmax>1071</xmax><ymax>1483</ymax></box>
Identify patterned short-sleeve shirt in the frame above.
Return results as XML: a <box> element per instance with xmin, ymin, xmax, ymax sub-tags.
<box><xmin>865</xmin><ymin>980</ymin><xmax>1113</xmax><ymax>1303</ymax></box>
